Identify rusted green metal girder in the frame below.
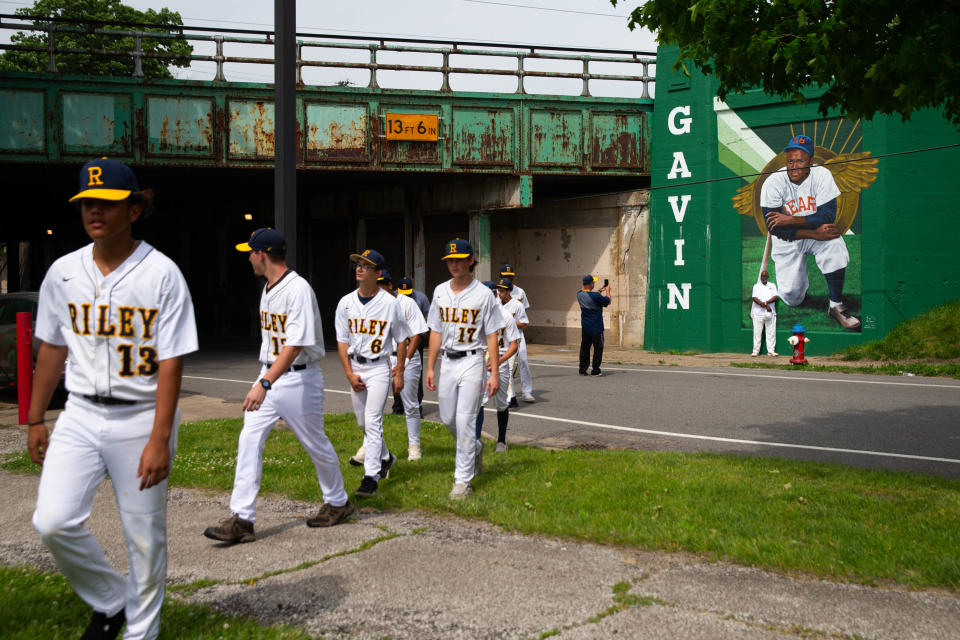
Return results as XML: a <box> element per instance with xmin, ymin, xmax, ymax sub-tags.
<box><xmin>0</xmin><ymin>71</ymin><xmax>651</xmax><ymax>177</ymax></box>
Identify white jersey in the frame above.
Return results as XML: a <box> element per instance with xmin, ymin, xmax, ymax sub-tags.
<box><xmin>427</xmin><ymin>278</ymin><xmax>505</xmax><ymax>352</ymax></box>
<box><xmin>495</xmin><ymin>303</ymin><xmax>522</xmax><ymax>355</ymax></box>
<box><xmin>35</xmin><ymin>241</ymin><xmax>198</xmax><ymax>401</ymax></box>
<box><xmin>760</xmin><ymin>165</ymin><xmax>840</xmax><ymax>221</ymax></box>
<box><xmin>509</xmin><ymin>283</ymin><xmax>531</xmax><ymax>310</ymax></box>
<box><xmin>335</xmin><ymin>288</ymin><xmax>411</xmax><ymax>360</ymax></box>
<box><xmin>393</xmin><ymin>292</ymin><xmax>428</xmax><ymax>353</ymax></box>
<box><xmin>257</xmin><ymin>270</ymin><xmax>325</xmax><ymax>365</ymax></box>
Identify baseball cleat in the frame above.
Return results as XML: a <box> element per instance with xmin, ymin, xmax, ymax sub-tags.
<box><xmin>520</xmin><ymin>393</ymin><xmax>535</xmax><ymax>403</ymax></box>
<box><xmin>203</xmin><ymin>514</ymin><xmax>255</xmax><ymax>544</ymax></box>
<box><xmin>407</xmin><ymin>444</ymin><xmax>421</xmax><ymax>461</ymax></box>
<box><xmin>495</xmin><ymin>442</ymin><xmax>508</xmax><ymax>453</ymax></box>
<box><xmin>378</xmin><ymin>453</ymin><xmax>396</xmax><ymax>480</ymax></box>
<box><xmin>355</xmin><ymin>475</ymin><xmax>379</xmax><ymax>497</ymax></box>
<box><xmin>449</xmin><ymin>482</ymin><xmax>472</xmax><ymax>499</ymax></box>
<box><xmin>828</xmin><ymin>304</ymin><xmax>861</xmax><ymax>330</ymax></box>
<box><xmin>349</xmin><ymin>444</ymin><xmax>365</xmax><ymax>466</ymax></box>
<box><xmin>306</xmin><ymin>501</ymin><xmax>355</xmax><ymax>527</ymax></box>
<box><xmin>509</xmin><ymin>397</ymin><xmax>519</xmax><ymax>408</ymax></box>
<box><xmin>80</xmin><ymin>608</ymin><xmax>126</xmax><ymax>640</ymax></box>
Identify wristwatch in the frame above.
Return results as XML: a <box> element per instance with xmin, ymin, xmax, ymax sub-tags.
<box><xmin>259</xmin><ymin>378</ymin><xmax>272</xmax><ymax>390</ymax></box>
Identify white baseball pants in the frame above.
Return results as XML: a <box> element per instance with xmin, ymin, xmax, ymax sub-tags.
<box><xmin>230</xmin><ymin>365</ymin><xmax>348</xmax><ymax>521</ymax></box>
<box><xmin>751</xmin><ymin>314</ymin><xmax>777</xmax><ymax>355</ymax></box>
<box><xmin>390</xmin><ymin>351</ymin><xmax>423</xmax><ymax>446</ymax></box>
<box><xmin>33</xmin><ymin>395</ymin><xmax>179</xmax><ymax>640</ymax></box>
<box><xmin>438</xmin><ymin>352</ymin><xmax>484</xmax><ymax>484</ymax></box>
<box><xmin>771</xmin><ymin>236</ymin><xmax>849</xmax><ymax>306</ymax></box>
<box><xmin>348</xmin><ymin>358</ymin><xmax>393</xmax><ymax>478</ymax></box>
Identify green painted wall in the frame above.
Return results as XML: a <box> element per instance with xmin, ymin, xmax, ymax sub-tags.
<box><xmin>646</xmin><ymin>45</ymin><xmax>960</xmax><ymax>354</ymax></box>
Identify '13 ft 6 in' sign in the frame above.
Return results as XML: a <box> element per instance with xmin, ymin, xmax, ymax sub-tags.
<box><xmin>384</xmin><ymin>113</ymin><xmax>440</xmax><ymax>141</ymax></box>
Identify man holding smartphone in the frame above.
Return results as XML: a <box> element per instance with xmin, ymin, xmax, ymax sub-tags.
<box><xmin>577</xmin><ymin>275</ymin><xmax>611</xmax><ymax>376</ymax></box>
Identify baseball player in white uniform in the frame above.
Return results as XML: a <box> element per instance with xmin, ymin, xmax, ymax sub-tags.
<box><xmin>336</xmin><ymin>249</ymin><xmax>411</xmax><ymax>497</ymax></box>
<box><xmin>761</xmin><ymin>134</ymin><xmax>860</xmax><ymax>330</ymax></box>
<box><xmin>377</xmin><ymin>270</ymin><xmax>429</xmax><ymax>460</ymax></box>
<box><xmin>204</xmin><ymin>228</ymin><xmax>353</xmax><ymax>545</ymax></box>
<box><xmin>28</xmin><ymin>158</ymin><xmax>197</xmax><ymax>640</ymax></box>
<box><xmin>750</xmin><ymin>270</ymin><xmax>779</xmax><ymax>356</ymax></box>
<box><xmin>477</xmin><ymin>277</ymin><xmax>524</xmax><ymax>454</ymax></box>
<box><xmin>426</xmin><ymin>239</ymin><xmax>504</xmax><ymax>499</ymax></box>
<box><xmin>499</xmin><ymin>264</ymin><xmax>534</xmax><ymax>404</ymax></box>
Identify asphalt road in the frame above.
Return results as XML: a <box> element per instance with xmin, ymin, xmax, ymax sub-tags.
<box><xmin>180</xmin><ymin>345</ymin><xmax>960</xmax><ymax>479</ymax></box>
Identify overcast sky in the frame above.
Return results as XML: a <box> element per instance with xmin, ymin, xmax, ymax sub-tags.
<box><xmin>0</xmin><ymin>0</ymin><xmax>658</xmax><ymax>95</ymax></box>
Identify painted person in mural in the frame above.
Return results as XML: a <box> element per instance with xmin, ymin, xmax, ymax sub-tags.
<box><xmin>733</xmin><ymin>121</ymin><xmax>878</xmax><ymax>333</ymax></box>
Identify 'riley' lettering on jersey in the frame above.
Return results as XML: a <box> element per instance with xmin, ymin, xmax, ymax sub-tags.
<box><xmin>67</xmin><ymin>303</ymin><xmax>158</xmax><ymax>339</ymax></box>
<box><xmin>437</xmin><ymin>307</ymin><xmax>481</xmax><ymax>325</ymax></box>
<box><xmin>348</xmin><ymin>318</ymin><xmax>388</xmax><ymax>336</ymax></box>
<box><xmin>260</xmin><ymin>311</ymin><xmax>288</xmax><ymax>333</ymax></box>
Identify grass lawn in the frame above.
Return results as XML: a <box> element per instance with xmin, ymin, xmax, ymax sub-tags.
<box><xmin>5</xmin><ymin>413</ymin><xmax>959</xmax><ymax>591</ymax></box>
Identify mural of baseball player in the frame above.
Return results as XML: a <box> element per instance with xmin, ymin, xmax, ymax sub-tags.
<box><xmin>733</xmin><ymin>120</ymin><xmax>878</xmax><ymax>332</ymax></box>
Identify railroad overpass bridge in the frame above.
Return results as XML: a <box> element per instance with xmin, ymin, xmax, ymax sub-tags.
<box><xmin>0</xmin><ymin>18</ymin><xmax>654</xmax><ymax>344</ymax></box>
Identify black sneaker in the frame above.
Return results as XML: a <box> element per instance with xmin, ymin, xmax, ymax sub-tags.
<box><xmin>579</xmin><ymin>371</ymin><xmax>588</xmax><ymax>376</ymax></box>
<box><xmin>80</xmin><ymin>609</ymin><xmax>125</xmax><ymax>640</ymax></box>
<box><xmin>378</xmin><ymin>452</ymin><xmax>396</xmax><ymax>480</ymax></box>
<box><xmin>509</xmin><ymin>396</ymin><xmax>519</xmax><ymax>408</ymax></box>
<box><xmin>590</xmin><ymin>371</ymin><xmax>604</xmax><ymax>377</ymax></box>
<box><xmin>355</xmin><ymin>475</ymin><xmax>379</xmax><ymax>497</ymax></box>
<box><xmin>306</xmin><ymin>501</ymin><xmax>355</xmax><ymax>527</ymax></box>
<box><xmin>203</xmin><ymin>514</ymin><xmax>255</xmax><ymax>544</ymax></box>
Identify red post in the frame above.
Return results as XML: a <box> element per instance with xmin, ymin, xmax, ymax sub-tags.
<box><xmin>16</xmin><ymin>311</ymin><xmax>33</xmax><ymax>424</ymax></box>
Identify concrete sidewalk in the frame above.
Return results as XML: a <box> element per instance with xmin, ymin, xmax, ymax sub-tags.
<box><xmin>1</xmin><ymin>395</ymin><xmax>959</xmax><ymax>639</ymax></box>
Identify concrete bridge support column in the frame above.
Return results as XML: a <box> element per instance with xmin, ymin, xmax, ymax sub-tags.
<box><xmin>469</xmin><ymin>210</ymin><xmax>491</xmax><ymax>282</ymax></box>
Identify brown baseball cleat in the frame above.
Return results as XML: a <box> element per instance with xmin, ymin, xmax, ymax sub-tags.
<box><xmin>306</xmin><ymin>501</ymin><xmax>355</xmax><ymax>527</ymax></box>
<box><xmin>827</xmin><ymin>303</ymin><xmax>861</xmax><ymax>330</ymax></box>
<box><xmin>203</xmin><ymin>514</ymin><xmax>255</xmax><ymax>544</ymax></box>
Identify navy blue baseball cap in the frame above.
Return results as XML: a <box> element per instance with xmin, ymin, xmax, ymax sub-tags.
<box><xmin>442</xmin><ymin>238</ymin><xmax>473</xmax><ymax>260</ymax></box>
<box><xmin>582</xmin><ymin>274</ymin><xmax>598</xmax><ymax>285</ymax></box>
<box><xmin>69</xmin><ymin>158</ymin><xmax>140</xmax><ymax>202</ymax></box>
<box><xmin>236</xmin><ymin>227</ymin><xmax>286</xmax><ymax>254</ymax></box>
<box><xmin>496</xmin><ymin>277</ymin><xmax>513</xmax><ymax>290</ymax></box>
<box><xmin>482</xmin><ymin>280</ymin><xmax>496</xmax><ymax>290</ymax></box>
<box><xmin>350</xmin><ymin>248</ymin><xmax>386</xmax><ymax>269</ymax></box>
<box><xmin>397</xmin><ymin>277</ymin><xmax>414</xmax><ymax>294</ymax></box>
<box><xmin>377</xmin><ymin>268</ymin><xmax>392</xmax><ymax>283</ymax></box>
<box><xmin>500</xmin><ymin>263</ymin><xmax>516</xmax><ymax>276</ymax></box>
<box><xmin>783</xmin><ymin>134</ymin><xmax>814</xmax><ymax>158</ymax></box>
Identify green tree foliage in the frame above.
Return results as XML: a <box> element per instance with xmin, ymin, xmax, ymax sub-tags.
<box><xmin>0</xmin><ymin>0</ymin><xmax>192</xmax><ymax>79</ymax></box>
<box><xmin>613</xmin><ymin>0</ymin><xmax>960</xmax><ymax>124</ymax></box>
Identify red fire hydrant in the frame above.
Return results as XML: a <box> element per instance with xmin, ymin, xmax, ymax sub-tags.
<box><xmin>788</xmin><ymin>323</ymin><xmax>810</xmax><ymax>365</ymax></box>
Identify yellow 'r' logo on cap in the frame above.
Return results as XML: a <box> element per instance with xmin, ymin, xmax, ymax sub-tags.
<box><xmin>363</xmin><ymin>250</ymin><xmax>370</xmax><ymax>256</ymax></box>
<box><xmin>449</xmin><ymin>243</ymin><xmax>457</xmax><ymax>253</ymax></box>
<box><xmin>87</xmin><ymin>167</ymin><xmax>104</xmax><ymax>186</ymax></box>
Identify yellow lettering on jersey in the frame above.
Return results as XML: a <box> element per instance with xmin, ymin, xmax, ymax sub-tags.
<box><xmin>276</xmin><ymin>314</ymin><xmax>287</xmax><ymax>333</ymax></box>
<box><xmin>96</xmin><ymin>305</ymin><xmax>117</xmax><ymax>336</ymax></box>
<box><xmin>137</xmin><ymin>307</ymin><xmax>158</xmax><ymax>340</ymax></box>
<box><xmin>269</xmin><ymin>313</ymin><xmax>279</xmax><ymax>332</ymax></box>
<box><xmin>81</xmin><ymin>303</ymin><xmax>92</xmax><ymax>335</ymax></box>
<box><xmin>374</xmin><ymin>320</ymin><xmax>387</xmax><ymax>336</ymax></box>
<box><xmin>468</xmin><ymin>309</ymin><xmax>480</xmax><ymax>324</ymax></box>
<box><xmin>117</xmin><ymin>306</ymin><xmax>136</xmax><ymax>337</ymax></box>
<box><xmin>68</xmin><ymin>303</ymin><xmax>80</xmax><ymax>334</ymax></box>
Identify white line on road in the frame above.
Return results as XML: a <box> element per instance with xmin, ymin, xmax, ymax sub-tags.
<box><xmin>183</xmin><ymin>374</ymin><xmax>960</xmax><ymax>465</ymax></box>
<box><xmin>530</xmin><ymin>361</ymin><xmax>960</xmax><ymax>389</ymax></box>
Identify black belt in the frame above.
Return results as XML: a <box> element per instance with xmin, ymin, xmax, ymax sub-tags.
<box><xmin>266</xmin><ymin>363</ymin><xmax>308</xmax><ymax>372</ymax></box>
<box><xmin>444</xmin><ymin>349</ymin><xmax>479</xmax><ymax>360</ymax></box>
<box><xmin>83</xmin><ymin>394</ymin><xmax>138</xmax><ymax>406</ymax></box>
<box><xmin>351</xmin><ymin>354</ymin><xmax>381</xmax><ymax>364</ymax></box>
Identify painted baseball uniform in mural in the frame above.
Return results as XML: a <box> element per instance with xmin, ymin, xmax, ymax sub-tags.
<box><xmin>760</xmin><ymin>164</ymin><xmax>846</xmax><ymax>306</ymax></box>
<box><xmin>33</xmin><ymin>241</ymin><xmax>197</xmax><ymax>640</ymax></box>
